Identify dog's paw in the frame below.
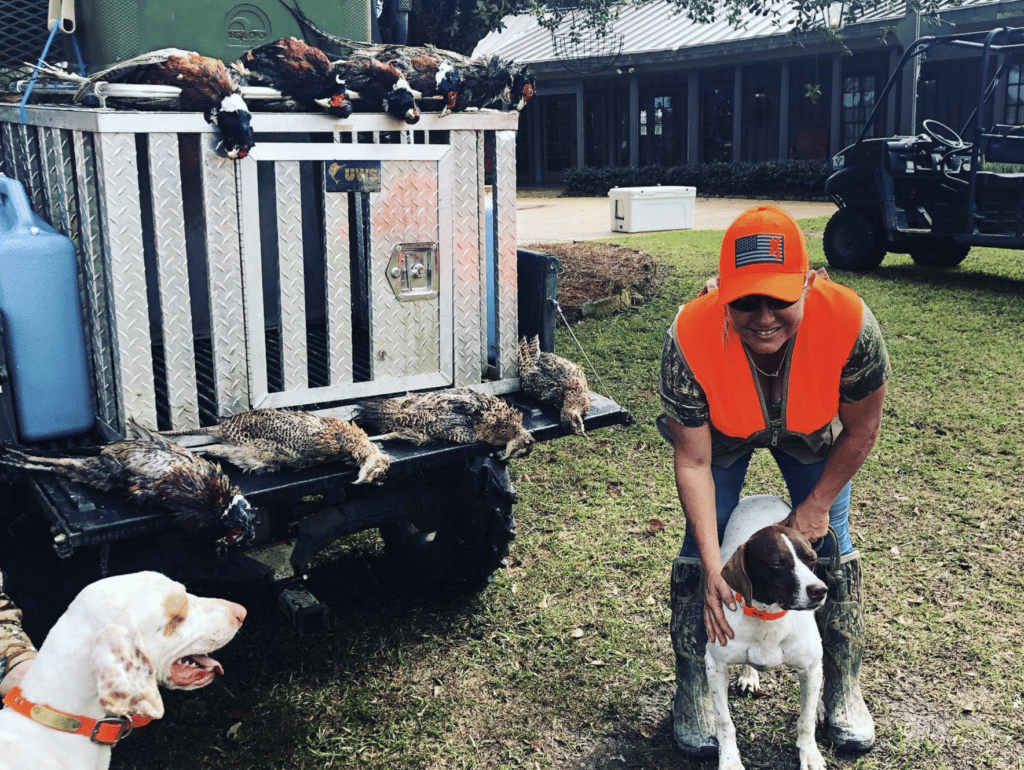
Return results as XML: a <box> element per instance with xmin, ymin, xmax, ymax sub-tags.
<box><xmin>799</xmin><ymin>745</ymin><xmax>826</xmax><ymax>770</ymax></box>
<box><xmin>718</xmin><ymin>748</ymin><xmax>745</xmax><ymax>770</ymax></box>
<box><xmin>736</xmin><ymin>664</ymin><xmax>761</xmax><ymax>696</ymax></box>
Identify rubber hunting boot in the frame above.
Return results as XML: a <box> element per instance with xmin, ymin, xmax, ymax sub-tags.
<box><xmin>815</xmin><ymin>551</ymin><xmax>875</xmax><ymax>751</ymax></box>
<box><xmin>670</xmin><ymin>556</ymin><xmax>718</xmax><ymax>758</ymax></box>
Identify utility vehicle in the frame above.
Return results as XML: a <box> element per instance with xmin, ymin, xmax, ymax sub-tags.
<box><xmin>824</xmin><ymin>26</ymin><xmax>1024</xmax><ymax>270</ymax></box>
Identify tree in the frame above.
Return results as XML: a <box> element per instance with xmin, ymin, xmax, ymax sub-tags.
<box><xmin>529</xmin><ymin>0</ymin><xmax>962</xmax><ymax>43</ymax></box>
<box><xmin>398</xmin><ymin>0</ymin><xmax>532</xmax><ymax>54</ymax></box>
<box><xmin>398</xmin><ymin>0</ymin><xmax>962</xmax><ymax>55</ymax></box>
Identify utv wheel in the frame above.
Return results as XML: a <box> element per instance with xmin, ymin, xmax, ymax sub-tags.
<box><xmin>379</xmin><ymin>456</ymin><xmax>516</xmax><ymax>591</ymax></box>
<box><xmin>823</xmin><ymin>208</ymin><xmax>886</xmax><ymax>271</ymax></box>
<box><xmin>909</xmin><ymin>242</ymin><xmax>970</xmax><ymax>268</ymax></box>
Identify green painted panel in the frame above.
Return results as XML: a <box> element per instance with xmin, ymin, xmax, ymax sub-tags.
<box><xmin>75</xmin><ymin>0</ymin><xmax>371</xmax><ymax>70</ymax></box>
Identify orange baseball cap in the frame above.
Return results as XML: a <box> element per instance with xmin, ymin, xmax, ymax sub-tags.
<box><xmin>717</xmin><ymin>205</ymin><xmax>809</xmax><ymax>305</ymax></box>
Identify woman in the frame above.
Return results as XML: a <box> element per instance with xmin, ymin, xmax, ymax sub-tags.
<box><xmin>659</xmin><ymin>205</ymin><xmax>889</xmax><ymax>757</ymax></box>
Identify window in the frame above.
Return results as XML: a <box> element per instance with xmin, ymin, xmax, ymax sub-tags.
<box><xmin>742</xmin><ymin>64</ymin><xmax>780</xmax><ymax>162</ymax></box>
<box><xmin>640</xmin><ymin>94</ymin><xmax>682</xmax><ymax>165</ymax></box>
<box><xmin>638</xmin><ymin>77</ymin><xmax>687</xmax><ymax>166</ymax></box>
<box><xmin>701</xmin><ymin>69</ymin><xmax>734</xmax><ymax>163</ymax></box>
<box><xmin>842</xmin><ymin>75</ymin><xmax>876</xmax><ymax>147</ymax></box>
<box><xmin>584</xmin><ymin>93</ymin><xmax>608</xmax><ymax>167</ymax></box>
<box><xmin>543</xmin><ymin>96</ymin><xmax>576</xmax><ymax>181</ymax></box>
<box><xmin>614</xmin><ymin>89</ymin><xmax>630</xmax><ymax>166</ymax></box>
<box><xmin>1007</xmin><ymin>64</ymin><xmax>1024</xmax><ymax>124</ymax></box>
<box><xmin>918</xmin><ymin>57</ymin><xmax>979</xmax><ymax>133</ymax></box>
<box><xmin>788</xmin><ymin>57</ymin><xmax>831</xmax><ymax>158</ymax></box>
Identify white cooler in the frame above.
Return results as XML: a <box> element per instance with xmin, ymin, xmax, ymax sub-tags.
<box><xmin>609</xmin><ymin>185</ymin><xmax>696</xmax><ymax>233</ymax></box>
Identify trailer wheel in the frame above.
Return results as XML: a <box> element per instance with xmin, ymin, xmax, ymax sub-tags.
<box><xmin>909</xmin><ymin>242</ymin><xmax>970</xmax><ymax>268</ymax></box>
<box><xmin>823</xmin><ymin>208</ymin><xmax>886</xmax><ymax>271</ymax></box>
<box><xmin>380</xmin><ymin>456</ymin><xmax>516</xmax><ymax>591</ymax></box>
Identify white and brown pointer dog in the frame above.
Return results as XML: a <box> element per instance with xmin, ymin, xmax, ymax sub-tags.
<box><xmin>707</xmin><ymin>494</ymin><xmax>828</xmax><ymax>770</ymax></box>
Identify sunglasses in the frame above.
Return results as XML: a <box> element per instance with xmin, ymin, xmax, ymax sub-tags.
<box><xmin>728</xmin><ymin>295</ymin><xmax>798</xmax><ymax>313</ymax></box>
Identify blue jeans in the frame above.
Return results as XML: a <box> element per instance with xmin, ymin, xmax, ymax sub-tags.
<box><xmin>679</xmin><ymin>448</ymin><xmax>853</xmax><ymax>559</ymax></box>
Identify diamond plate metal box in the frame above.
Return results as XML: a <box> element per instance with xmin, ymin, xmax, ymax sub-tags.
<box><xmin>0</xmin><ymin>106</ymin><xmax>520</xmax><ymax>439</ymax></box>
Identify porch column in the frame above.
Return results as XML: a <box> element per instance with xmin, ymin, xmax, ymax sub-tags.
<box><xmin>575</xmin><ymin>81</ymin><xmax>585</xmax><ymax>168</ymax></box>
<box><xmin>830</xmin><ymin>53</ymin><xmax>842</xmax><ymax>156</ymax></box>
<box><xmin>733</xmin><ymin>66</ymin><xmax>742</xmax><ymax>162</ymax></box>
<box><xmin>531</xmin><ymin>100</ymin><xmax>543</xmax><ymax>183</ymax></box>
<box><xmin>778</xmin><ymin>60</ymin><xmax>790</xmax><ymax>160</ymax></box>
<box><xmin>688</xmin><ymin>70</ymin><xmax>699</xmax><ymax>164</ymax></box>
<box><xmin>886</xmin><ymin>46</ymin><xmax>899</xmax><ymax>136</ymax></box>
<box><xmin>895</xmin><ymin>9</ymin><xmax>922</xmax><ymax>134</ymax></box>
<box><xmin>629</xmin><ymin>73</ymin><xmax>639</xmax><ymax>166</ymax></box>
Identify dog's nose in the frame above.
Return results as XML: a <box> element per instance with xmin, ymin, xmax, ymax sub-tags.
<box><xmin>229</xmin><ymin>602</ymin><xmax>247</xmax><ymax>627</ymax></box>
<box><xmin>807</xmin><ymin>583</ymin><xmax>827</xmax><ymax>604</ymax></box>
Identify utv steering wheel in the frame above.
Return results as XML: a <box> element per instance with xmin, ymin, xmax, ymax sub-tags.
<box><xmin>922</xmin><ymin>119</ymin><xmax>967</xmax><ymax>149</ymax></box>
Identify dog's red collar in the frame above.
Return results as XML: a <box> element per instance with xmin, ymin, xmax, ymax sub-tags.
<box><xmin>736</xmin><ymin>592</ymin><xmax>789</xmax><ymax>621</ymax></box>
<box><xmin>2</xmin><ymin>686</ymin><xmax>154</xmax><ymax>745</ymax></box>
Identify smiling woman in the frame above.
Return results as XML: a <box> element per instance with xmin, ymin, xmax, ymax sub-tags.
<box><xmin>658</xmin><ymin>204</ymin><xmax>890</xmax><ymax>759</ymax></box>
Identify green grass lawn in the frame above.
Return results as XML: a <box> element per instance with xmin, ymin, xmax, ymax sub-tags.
<box><xmin>111</xmin><ymin>224</ymin><xmax>1024</xmax><ymax>770</ymax></box>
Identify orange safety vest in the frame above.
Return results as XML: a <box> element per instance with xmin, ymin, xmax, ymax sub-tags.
<box><xmin>674</xmin><ymin>280</ymin><xmax>863</xmax><ymax>439</ymax></box>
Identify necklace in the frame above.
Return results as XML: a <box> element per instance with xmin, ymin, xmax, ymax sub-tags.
<box><xmin>749</xmin><ymin>339</ymin><xmax>791</xmax><ymax>378</ymax></box>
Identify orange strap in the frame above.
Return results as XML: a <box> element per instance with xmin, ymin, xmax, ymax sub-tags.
<box><xmin>2</xmin><ymin>686</ymin><xmax>153</xmax><ymax>745</ymax></box>
<box><xmin>736</xmin><ymin>592</ymin><xmax>788</xmax><ymax>621</ymax></box>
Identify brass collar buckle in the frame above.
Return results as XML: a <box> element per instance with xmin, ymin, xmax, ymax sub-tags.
<box><xmin>90</xmin><ymin>714</ymin><xmax>133</xmax><ymax>745</ymax></box>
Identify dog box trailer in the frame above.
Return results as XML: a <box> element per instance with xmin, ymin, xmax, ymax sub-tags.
<box><xmin>0</xmin><ymin>103</ymin><xmax>631</xmax><ymax>635</ymax></box>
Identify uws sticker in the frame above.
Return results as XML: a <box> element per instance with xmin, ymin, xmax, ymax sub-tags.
<box><xmin>225</xmin><ymin>4</ymin><xmax>271</xmax><ymax>47</ymax></box>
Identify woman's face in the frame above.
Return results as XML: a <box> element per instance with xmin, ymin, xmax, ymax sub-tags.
<box><xmin>726</xmin><ymin>293</ymin><xmax>806</xmax><ymax>356</ymax></box>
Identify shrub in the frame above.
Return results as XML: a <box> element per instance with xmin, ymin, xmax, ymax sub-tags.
<box><xmin>561</xmin><ymin>160</ymin><xmax>831</xmax><ymax>199</ymax></box>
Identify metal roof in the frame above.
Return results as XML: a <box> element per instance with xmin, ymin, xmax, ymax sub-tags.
<box><xmin>472</xmin><ymin>0</ymin><xmax>1013</xmax><ymax>65</ymax></box>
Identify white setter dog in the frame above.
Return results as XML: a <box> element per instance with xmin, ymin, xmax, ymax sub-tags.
<box><xmin>0</xmin><ymin>571</ymin><xmax>245</xmax><ymax>770</ymax></box>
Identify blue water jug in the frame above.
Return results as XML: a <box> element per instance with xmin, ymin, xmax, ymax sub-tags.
<box><xmin>0</xmin><ymin>174</ymin><xmax>95</xmax><ymax>441</ymax></box>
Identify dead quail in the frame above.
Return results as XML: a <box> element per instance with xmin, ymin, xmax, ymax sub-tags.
<box><xmin>0</xmin><ymin>420</ymin><xmax>255</xmax><ymax>548</ymax></box>
<box><xmin>162</xmin><ymin>408</ymin><xmax>389</xmax><ymax>484</ymax></box>
<box><xmin>517</xmin><ymin>335</ymin><xmax>590</xmax><ymax>436</ymax></box>
<box><xmin>356</xmin><ymin>388</ymin><xmax>534</xmax><ymax>460</ymax></box>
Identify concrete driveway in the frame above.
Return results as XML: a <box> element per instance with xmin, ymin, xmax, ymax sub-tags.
<box><xmin>516</xmin><ymin>195</ymin><xmax>836</xmax><ymax>244</ymax></box>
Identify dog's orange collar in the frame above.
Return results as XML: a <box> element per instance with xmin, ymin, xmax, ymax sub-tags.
<box><xmin>736</xmin><ymin>592</ymin><xmax>789</xmax><ymax>621</ymax></box>
<box><xmin>2</xmin><ymin>686</ymin><xmax>153</xmax><ymax>745</ymax></box>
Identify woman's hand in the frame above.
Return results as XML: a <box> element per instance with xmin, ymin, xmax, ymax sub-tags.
<box><xmin>779</xmin><ymin>499</ymin><xmax>831</xmax><ymax>542</ymax></box>
<box><xmin>703</xmin><ymin>571</ymin><xmax>737</xmax><ymax>646</ymax></box>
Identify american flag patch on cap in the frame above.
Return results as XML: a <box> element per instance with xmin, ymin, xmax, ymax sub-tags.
<box><xmin>735</xmin><ymin>234</ymin><xmax>785</xmax><ymax>267</ymax></box>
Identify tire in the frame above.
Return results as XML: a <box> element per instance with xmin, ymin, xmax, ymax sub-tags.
<box><xmin>908</xmin><ymin>241</ymin><xmax>970</xmax><ymax>268</ymax></box>
<box><xmin>379</xmin><ymin>456</ymin><xmax>516</xmax><ymax>590</ymax></box>
<box><xmin>823</xmin><ymin>208</ymin><xmax>887</xmax><ymax>271</ymax></box>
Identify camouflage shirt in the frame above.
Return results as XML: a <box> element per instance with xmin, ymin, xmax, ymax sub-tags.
<box><xmin>659</xmin><ymin>299</ymin><xmax>890</xmax><ymax>466</ymax></box>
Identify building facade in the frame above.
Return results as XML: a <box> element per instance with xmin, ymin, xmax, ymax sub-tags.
<box><xmin>474</xmin><ymin>1</ymin><xmax>1024</xmax><ymax>183</ymax></box>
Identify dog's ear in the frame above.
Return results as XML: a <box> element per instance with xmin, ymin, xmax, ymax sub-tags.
<box><xmin>721</xmin><ymin>543</ymin><xmax>754</xmax><ymax>607</ymax></box>
<box><xmin>91</xmin><ymin>625</ymin><xmax>164</xmax><ymax>719</ymax></box>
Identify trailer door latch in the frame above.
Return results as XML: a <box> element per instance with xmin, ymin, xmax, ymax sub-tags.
<box><xmin>386</xmin><ymin>242</ymin><xmax>438</xmax><ymax>301</ymax></box>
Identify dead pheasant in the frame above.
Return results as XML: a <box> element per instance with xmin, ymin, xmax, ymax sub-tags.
<box><xmin>0</xmin><ymin>420</ymin><xmax>255</xmax><ymax>547</ymax></box>
<box><xmin>232</xmin><ymin>37</ymin><xmax>353</xmax><ymax>117</ymax></box>
<box><xmin>517</xmin><ymin>336</ymin><xmax>590</xmax><ymax>436</ymax></box>
<box><xmin>161</xmin><ymin>408</ymin><xmax>389</xmax><ymax>484</ymax></box>
<box><xmin>355</xmin><ymin>388</ymin><xmax>534</xmax><ymax>460</ymax></box>
<box><xmin>32</xmin><ymin>49</ymin><xmax>255</xmax><ymax>159</ymax></box>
